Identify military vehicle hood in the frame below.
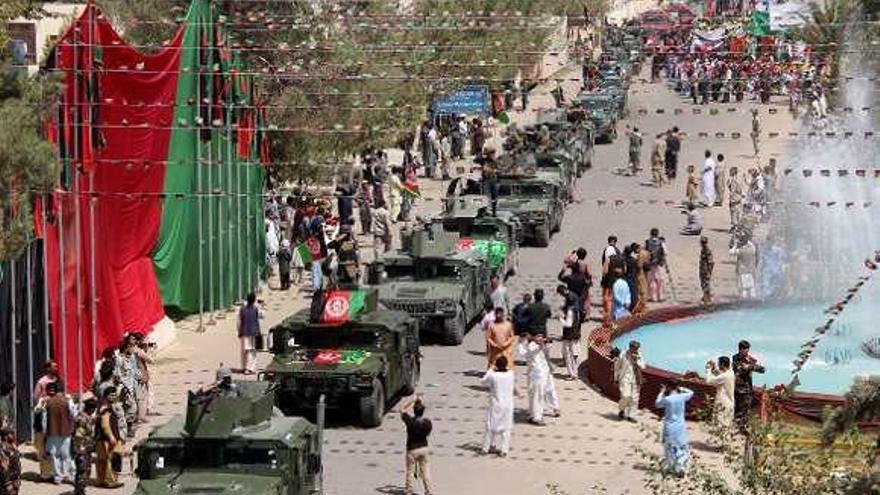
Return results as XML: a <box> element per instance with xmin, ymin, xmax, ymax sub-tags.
<box><xmin>266</xmin><ymin>347</ymin><xmax>385</xmax><ymax>375</ymax></box>
<box><xmin>135</xmin><ymin>472</ymin><xmax>283</xmax><ymax>495</ymax></box>
<box><xmin>377</xmin><ymin>280</ymin><xmax>464</xmax><ymax>301</ymax></box>
<box><xmin>497</xmin><ymin>197</ymin><xmax>550</xmax><ymax>213</ymax></box>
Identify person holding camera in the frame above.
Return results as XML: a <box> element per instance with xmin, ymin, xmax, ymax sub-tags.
<box><xmin>655</xmin><ymin>380</ymin><xmax>695</xmax><ymax>476</ymax></box>
<box><xmin>613</xmin><ymin>340</ymin><xmax>644</xmax><ymax>422</ymax></box>
<box><xmin>401</xmin><ymin>399</ymin><xmax>433</xmax><ymax>495</ymax></box>
<box><xmin>481</xmin><ymin>356</ymin><xmax>515</xmax><ymax>457</ymax></box>
<box><xmin>517</xmin><ymin>333</ymin><xmax>559</xmax><ymax>425</ymax></box>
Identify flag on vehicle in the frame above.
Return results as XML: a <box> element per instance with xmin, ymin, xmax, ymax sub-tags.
<box><xmin>321</xmin><ymin>290</ymin><xmax>367</xmax><ymax>323</ymax></box>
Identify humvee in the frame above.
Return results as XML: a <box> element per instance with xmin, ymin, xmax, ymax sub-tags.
<box><xmin>263</xmin><ymin>290</ymin><xmax>420</xmax><ymax>427</ymax></box>
<box><xmin>134</xmin><ymin>381</ymin><xmax>322</xmax><ymax>495</ymax></box>
<box><xmin>444</xmin><ymin>169</ymin><xmax>565</xmax><ymax>248</ymax></box>
<box><xmin>438</xmin><ymin>194</ymin><xmax>521</xmax><ymax>275</ymax></box>
<box><xmin>525</xmin><ymin>109</ymin><xmax>595</xmax><ymax>177</ymax></box>
<box><xmin>368</xmin><ymin>223</ymin><xmax>492</xmax><ymax>345</ymax></box>
<box><xmin>575</xmin><ymin>93</ymin><xmax>619</xmax><ymax>143</ymax></box>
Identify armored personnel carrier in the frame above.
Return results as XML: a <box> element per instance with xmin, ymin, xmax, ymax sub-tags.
<box><xmin>134</xmin><ymin>381</ymin><xmax>322</xmax><ymax>495</ymax></box>
<box><xmin>368</xmin><ymin>223</ymin><xmax>491</xmax><ymax>345</ymax></box>
<box><xmin>263</xmin><ymin>289</ymin><xmax>420</xmax><ymax>427</ymax></box>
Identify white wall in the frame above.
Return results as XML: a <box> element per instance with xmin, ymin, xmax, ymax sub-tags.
<box><xmin>8</xmin><ymin>3</ymin><xmax>86</xmax><ymax>74</ymax></box>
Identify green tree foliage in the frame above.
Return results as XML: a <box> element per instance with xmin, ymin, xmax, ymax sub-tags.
<box><xmin>0</xmin><ymin>1</ymin><xmax>57</xmax><ymax>261</ymax></box>
<box><xmin>100</xmin><ymin>0</ymin><xmax>607</xmax><ymax>185</ymax></box>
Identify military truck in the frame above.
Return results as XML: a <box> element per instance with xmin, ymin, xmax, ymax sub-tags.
<box><xmin>529</xmin><ymin>109</ymin><xmax>595</xmax><ymax>176</ymax></box>
<box><xmin>576</xmin><ymin>93</ymin><xmax>619</xmax><ymax>143</ymax></box>
<box><xmin>263</xmin><ymin>290</ymin><xmax>420</xmax><ymax>427</ymax></box>
<box><xmin>134</xmin><ymin>381</ymin><xmax>322</xmax><ymax>495</ymax></box>
<box><xmin>443</xmin><ymin>169</ymin><xmax>564</xmax><ymax>248</ymax></box>
<box><xmin>495</xmin><ymin>171</ymin><xmax>565</xmax><ymax>246</ymax></box>
<box><xmin>438</xmin><ymin>194</ymin><xmax>521</xmax><ymax>275</ymax></box>
<box><xmin>368</xmin><ymin>223</ymin><xmax>492</xmax><ymax>346</ymax></box>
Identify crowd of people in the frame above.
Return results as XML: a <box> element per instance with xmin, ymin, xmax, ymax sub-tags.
<box><xmin>651</xmin><ymin>31</ymin><xmax>833</xmax><ymax>122</ymax></box>
<box><xmin>0</xmin><ymin>331</ymin><xmax>156</xmax><ymax>494</ymax></box>
<box><xmin>607</xmin><ymin>338</ymin><xmax>765</xmax><ymax>475</ymax></box>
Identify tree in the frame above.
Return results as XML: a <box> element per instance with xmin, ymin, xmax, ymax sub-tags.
<box><xmin>0</xmin><ymin>2</ymin><xmax>58</xmax><ymax>261</ymax></box>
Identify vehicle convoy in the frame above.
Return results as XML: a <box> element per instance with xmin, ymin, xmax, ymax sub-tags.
<box><xmin>134</xmin><ymin>380</ymin><xmax>323</xmax><ymax>495</ymax></box>
<box><xmin>263</xmin><ymin>289</ymin><xmax>420</xmax><ymax>427</ymax></box>
<box><xmin>438</xmin><ymin>194</ymin><xmax>521</xmax><ymax>275</ymax></box>
<box><xmin>369</xmin><ymin>223</ymin><xmax>492</xmax><ymax>345</ymax></box>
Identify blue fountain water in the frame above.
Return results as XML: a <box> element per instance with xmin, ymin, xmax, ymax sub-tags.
<box><xmin>613</xmin><ymin>285</ymin><xmax>879</xmax><ymax>395</ymax></box>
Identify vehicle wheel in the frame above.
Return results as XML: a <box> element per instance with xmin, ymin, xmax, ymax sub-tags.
<box><xmin>534</xmin><ymin>224</ymin><xmax>550</xmax><ymax>247</ymax></box>
<box><xmin>442</xmin><ymin>309</ymin><xmax>465</xmax><ymax>345</ymax></box>
<box><xmin>585</xmin><ymin>160</ymin><xmax>592</xmax><ymax>170</ymax></box>
<box><xmin>359</xmin><ymin>378</ymin><xmax>385</xmax><ymax>427</ymax></box>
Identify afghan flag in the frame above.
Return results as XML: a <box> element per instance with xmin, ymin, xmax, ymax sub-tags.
<box><xmin>456</xmin><ymin>238</ymin><xmax>509</xmax><ymax>269</ymax></box>
<box><xmin>321</xmin><ymin>290</ymin><xmax>367</xmax><ymax>324</ymax></box>
<box><xmin>295</xmin><ymin>242</ymin><xmax>314</xmax><ymax>264</ymax></box>
<box><xmin>403</xmin><ymin>166</ymin><xmax>421</xmax><ymax>199</ymax></box>
<box><xmin>43</xmin><ymin>0</ymin><xmax>267</xmax><ymax>392</ymax></box>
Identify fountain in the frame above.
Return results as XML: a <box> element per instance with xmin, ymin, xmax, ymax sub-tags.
<box><xmin>607</xmin><ymin>13</ymin><xmax>879</xmax><ymax>400</ymax></box>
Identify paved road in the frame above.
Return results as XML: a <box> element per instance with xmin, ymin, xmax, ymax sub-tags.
<box><xmin>316</xmin><ymin>66</ymin><xmax>796</xmax><ymax>494</ymax></box>
<box><xmin>19</xmin><ymin>61</ymin><xmax>797</xmax><ymax>495</ymax></box>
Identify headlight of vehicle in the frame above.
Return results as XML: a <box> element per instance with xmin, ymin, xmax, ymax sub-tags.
<box><xmin>438</xmin><ymin>299</ymin><xmax>457</xmax><ymax>313</ymax></box>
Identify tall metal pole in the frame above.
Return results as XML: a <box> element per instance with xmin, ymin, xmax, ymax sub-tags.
<box><xmin>73</xmin><ymin>30</ymin><xmax>85</xmax><ymax>394</ymax></box>
<box><xmin>206</xmin><ymin>0</ymin><xmax>216</xmax><ymax>326</ymax></box>
<box><xmin>41</xmin><ymin>197</ymin><xmax>50</xmax><ymax>365</ymax></box>
<box><xmin>26</xmin><ymin>245</ymin><xmax>34</xmax><ymax>438</ymax></box>
<box><xmin>196</xmin><ymin>14</ymin><xmax>205</xmax><ymax>333</ymax></box>
<box><xmin>88</xmin><ymin>4</ymin><xmax>98</xmax><ymax>368</ymax></box>
<box><xmin>57</xmin><ymin>196</ymin><xmax>68</xmax><ymax>376</ymax></box>
<box><xmin>206</xmin><ymin>135</ymin><xmax>216</xmax><ymax>326</ymax></box>
<box><xmin>226</xmin><ymin>81</ymin><xmax>237</xmax><ymax>311</ymax></box>
<box><xmin>10</xmin><ymin>258</ymin><xmax>18</xmax><ymax>428</ymax></box>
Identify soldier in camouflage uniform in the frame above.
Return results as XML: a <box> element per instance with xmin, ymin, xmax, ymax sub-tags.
<box><xmin>73</xmin><ymin>398</ymin><xmax>98</xmax><ymax>495</ymax></box>
<box><xmin>699</xmin><ymin>236</ymin><xmax>715</xmax><ymax>305</ymax></box>
<box><xmin>0</xmin><ymin>428</ymin><xmax>20</xmax><ymax>495</ymax></box>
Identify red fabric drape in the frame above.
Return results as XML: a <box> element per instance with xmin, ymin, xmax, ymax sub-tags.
<box><xmin>43</xmin><ymin>6</ymin><xmax>184</xmax><ymax>391</ymax></box>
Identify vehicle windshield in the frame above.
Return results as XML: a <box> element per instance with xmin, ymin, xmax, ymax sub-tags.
<box><xmin>385</xmin><ymin>261</ymin><xmax>461</xmax><ymax>280</ymax></box>
<box><xmin>138</xmin><ymin>443</ymin><xmax>282</xmax><ymax>479</ymax></box>
<box><xmin>290</xmin><ymin>326</ymin><xmax>382</xmax><ymax>348</ymax></box>
<box><xmin>581</xmin><ymin>99</ymin><xmax>614</xmax><ymax>112</ymax></box>
<box><xmin>498</xmin><ymin>182</ymin><xmax>548</xmax><ymax>197</ymax></box>
<box><xmin>470</xmin><ymin>224</ymin><xmax>505</xmax><ymax>239</ymax></box>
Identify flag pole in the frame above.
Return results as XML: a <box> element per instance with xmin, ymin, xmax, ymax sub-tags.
<box><xmin>195</xmin><ymin>6</ymin><xmax>205</xmax><ymax>333</ymax></box>
<box><xmin>206</xmin><ymin>0</ymin><xmax>216</xmax><ymax>326</ymax></box>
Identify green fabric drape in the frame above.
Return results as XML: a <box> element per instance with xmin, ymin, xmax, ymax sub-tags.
<box><xmin>153</xmin><ymin>0</ymin><xmax>266</xmax><ymax>314</ymax></box>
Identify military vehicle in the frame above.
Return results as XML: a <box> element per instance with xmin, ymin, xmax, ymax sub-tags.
<box><xmin>576</xmin><ymin>93</ymin><xmax>619</xmax><ymax>143</ymax></box>
<box><xmin>263</xmin><ymin>290</ymin><xmax>420</xmax><ymax>427</ymax></box>
<box><xmin>368</xmin><ymin>223</ymin><xmax>491</xmax><ymax>345</ymax></box>
<box><xmin>134</xmin><ymin>381</ymin><xmax>323</xmax><ymax>495</ymax></box>
<box><xmin>507</xmin><ymin>151</ymin><xmax>576</xmax><ymax>203</ymax></box>
<box><xmin>530</xmin><ymin>109</ymin><xmax>595</xmax><ymax>176</ymax></box>
<box><xmin>446</xmin><ymin>170</ymin><xmax>565</xmax><ymax>247</ymax></box>
<box><xmin>438</xmin><ymin>194</ymin><xmax>521</xmax><ymax>275</ymax></box>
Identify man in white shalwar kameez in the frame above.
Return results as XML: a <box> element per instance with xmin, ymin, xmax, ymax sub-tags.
<box><xmin>518</xmin><ymin>334</ymin><xmax>559</xmax><ymax>425</ymax></box>
<box><xmin>699</xmin><ymin>150</ymin><xmax>717</xmax><ymax>206</ymax></box>
<box><xmin>613</xmin><ymin>340</ymin><xmax>645</xmax><ymax>422</ymax></box>
<box><xmin>481</xmin><ymin>356</ymin><xmax>515</xmax><ymax>456</ymax></box>
<box><xmin>705</xmin><ymin>356</ymin><xmax>735</xmax><ymax>431</ymax></box>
